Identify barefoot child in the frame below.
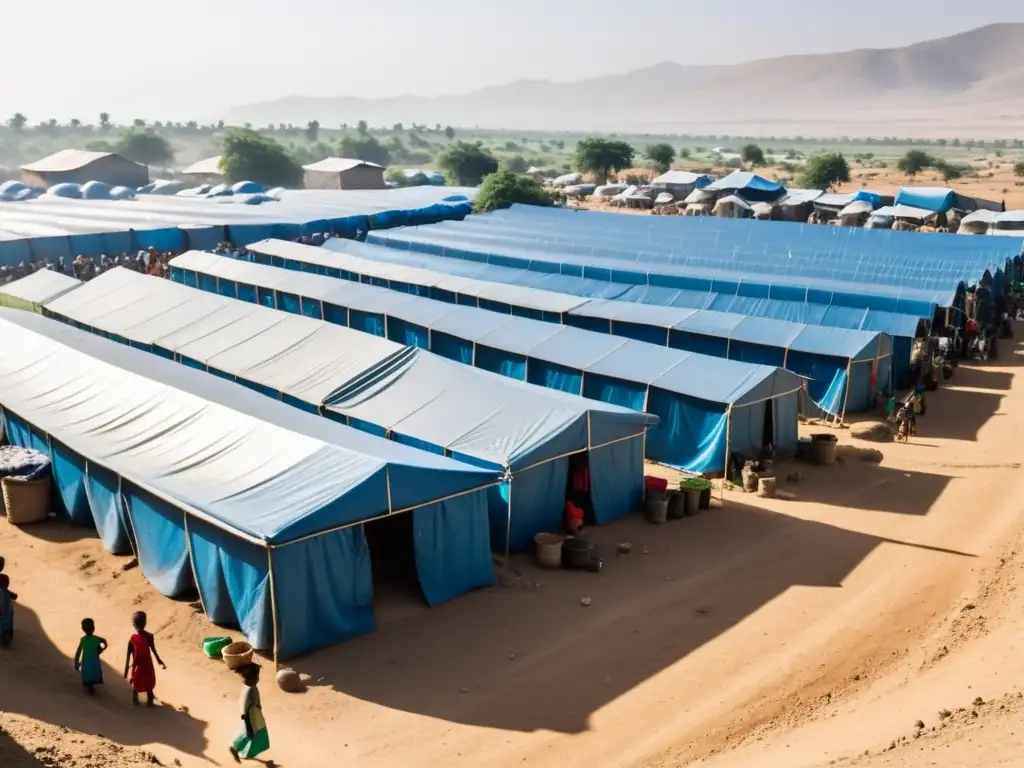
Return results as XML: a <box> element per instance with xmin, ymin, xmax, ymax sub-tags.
<box><xmin>123</xmin><ymin>611</ymin><xmax>166</xmax><ymax>706</ymax></box>
<box><xmin>229</xmin><ymin>663</ymin><xmax>270</xmax><ymax>763</ymax></box>
<box><xmin>0</xmin><ymin>574</ymin><xmax>15</xmax><ymax>648</ymax></box>
<box><xmin>74</xmin><ymin>618</ymin><xmax>107</xmax><ymax>694</ymax></box>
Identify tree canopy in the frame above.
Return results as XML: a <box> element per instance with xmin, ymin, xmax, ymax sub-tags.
<box><xmin>740</xmin><ymin>143</ymin><xmax>766</xmax><ymax>167</ymax></box>
<box><xmin>219</xmin><ymin>129</ymin><xmax>302</xmax><ymax>187</ymax></box>
<box><xmin>338</xmin><ymin>134</ymin><xmax>391</xmax><ymax>166</ymax></box>
<box><xmin>1015</xmin><ymin>161</ymin><xmax>1024</xmax><ymax>178</ymax></box>
<box><xmin>504</xmin><ymin>155</ymin><xmax>529</xmax><ymax>174</ymax></box>
<box><xmin>305</xmin><ymin>120</ymin><xmax>320</xmax><ymax>143</ymax></box>
<box><xmin>799</xmin><ymin>152</ymin><xmax>851</xmax><ymax>189</ymax></box>
<box><xmin>933</xmin><ymin>160</ymin><xmax>964</xmax><ymax>182</ymax></box>
<box><xmin>644</xmin><ymin>143</ymin><xmax>676</xmax><ymax>173</ymax></box>
<box><xmin>896</xmin><ymin>150</ymin><xmax>935</xmax><ymax>178</ymax></box>
<box><xmin>114</xmin><ymin>129</ymin><xmax>174</xmax><ymax>166</ymax></box>
<box><xmin>573</xmin><ymin>138</ymin><xmax>635</xmax><ymax>183</ymax></box>
<box><xmin>474</xmin><ymin>169</ymin><xmax>553</xmax><ymax>213</ymax></box>
<box><xmin>444</xmin><ymin>126</ymin><xmax>456</xmax><ymax>141</ymax></box>
<box><xmin>438</xmin><ymin>141</ymin><xmax>499</xmax><ymax>185</ymax></box>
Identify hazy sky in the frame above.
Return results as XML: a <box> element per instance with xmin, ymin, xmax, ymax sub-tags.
<box><xmin>6</xmin><ymin>1</ymin><xmax>1021</xmax><ymax>121</ymax></box>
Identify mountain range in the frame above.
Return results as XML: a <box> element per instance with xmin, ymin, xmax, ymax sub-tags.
<box><xmin>229</xmin><ymin>24</ymin><xmax>1024</xmax><ymax>137</ymax></box>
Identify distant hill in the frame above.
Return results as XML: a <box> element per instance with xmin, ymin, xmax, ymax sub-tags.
<box><xmin>229</xmin><ymin>24</ymin><xmax>1024</xmax><ymax>137</ymax></box>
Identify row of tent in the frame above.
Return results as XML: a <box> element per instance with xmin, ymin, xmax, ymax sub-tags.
<box><xmin>236</xmin><ymin>239</ymin><xmax>894</xmax><ymax>417</ymax></box>
<box><xmin>0</xmin><ymin>188</ymin><xmax>478</xmax><ymax>266</ymax></box>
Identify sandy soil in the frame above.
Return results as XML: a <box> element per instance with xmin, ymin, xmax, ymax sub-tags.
<box><xmin>2</xmin><ymin>338</ymin><xmax>1024</xmax><ymax>767</ymax></box>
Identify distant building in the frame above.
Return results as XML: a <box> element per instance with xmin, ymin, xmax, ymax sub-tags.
<box><xmin>302</xmin><ymin>158</ymin><xmax>385</xmax><ymax>190</ymax></box>
<box><xmin>20</xmin><ymin>149</ymin><xmax>149</xmax><ymax>189</ymax></box>
<box><xmin>180</xmin><ymin>155</ymin><xmax>225</xmax><ymax>185</ymax></box>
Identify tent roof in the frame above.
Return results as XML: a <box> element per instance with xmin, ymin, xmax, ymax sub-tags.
<box><xmin>0</xmin><ymin>269</ymin><xmax>81</xmax><ymax>304</ymax></box>
<box><xmin>181</xmin><ymin>156</ymin><xmax>223</xmax><ymax>175</ymax></box>
<box><xmin>652</xmin><ymin>171</ymin><xmax>711</xmax><ymax>186</ymax></box>
<box><xmin>0</xmin><ymin>309</ymin><xmax>498</xmax><ymax>545</ymax></box>
<box><xmin>170</xmin><ymin>252</ymin><xmax>803</xmax><ymax>408</ymax></box>
<box><xmin>47</xmin><ymin>268</ymin><xmax>654</xmax><ymax>470</ymax></box>
<box><xmin>704</xmin><ymin>171</ymin><xmax>784</xmax><ymax>194</ymax></box>
<box><xmin>872</xmin><ymin>205</ymin><xmax>937</xmax><ymax>221</ymax></box>
<box><xmin>303</xmin><ymin>157</ymin><xmax>384</xmax><ymax>173</ymax></box>
<box><xmin>779</xmin><ymin>189</ymin><xmax>823</xmax><ymax>206</ymax></box>
<box><xmin>21</xmin><ymin>149</ymin><xmax>128</xmax><ymax>173</ymax></box>
<box><xmin>894</xmin><ymin>187</ymin><xmax>957</xmax><ymax>213</ymax></box>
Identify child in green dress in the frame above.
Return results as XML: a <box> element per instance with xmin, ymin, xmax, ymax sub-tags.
<box><xmin>74</xmin><ymin>618</ymin><xmax>108</xmax><ymax>695</ymax></box>
<box><xmin>229</xmin><ymin>663</ymin><xmax>270</xmax><ymax>763</ymax></box>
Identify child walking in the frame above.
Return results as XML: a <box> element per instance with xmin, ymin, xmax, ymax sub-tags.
<box><xmin>123</xmin><ymin>611</ymin><xmax>166</xmax><ymax>706</ymax></box>
<box><xmin>74</xmin><ymin>618</ymin><xmax>107</xmax><ymax>694</ymax></box>
<box><xmin>0</xmin><ymin>574</ymin><xmax>15</xmax><ymax>648</ymax></box>
<box><xmin>229</xmin><ymin>663</ymin><xmax>271</xmax><ymax>763</ymax></box>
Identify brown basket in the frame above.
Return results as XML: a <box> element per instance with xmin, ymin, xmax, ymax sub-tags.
<box><xmin>2</xmin><ymin>475</ymin><xmax>51</xmax><ymax>525</ymax></box>
<box><xmin>222</xmin><ymin>641</ymin><xmax>254</xmax><ymax>671</ymax></box>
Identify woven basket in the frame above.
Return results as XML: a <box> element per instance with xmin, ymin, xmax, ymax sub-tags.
<box><xmin>222</xmin><ymin>641</ymin><xmax>254</xmax><ymax>671</ymax></box>
<box><xmin>2</xmin><ymin>476</ymin><xmax>51</xmax><ymax>525</ymax></box>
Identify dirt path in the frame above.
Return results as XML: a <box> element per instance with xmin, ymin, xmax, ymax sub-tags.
<box><xmin>2</xmin><ymin>341</ymin><xmax>1023</xmax><ymax>767</ymax></box>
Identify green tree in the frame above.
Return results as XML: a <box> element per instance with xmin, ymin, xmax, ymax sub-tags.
<box><xmin>644</xmin><ymin>143</ymin><xmax>676</xmax><ymax>173</ymax></box>
<box><xmin>740</xmin><ymin>143</ymin><xmax>766</xmax><ymax>167</ymax></box>
<box><xmin>438</xmin><ymin>141</ymin><xmax>499</xmax><ymax>185</ymax></box>
<box><xmin>8</xmin><ymin>113</ymin><xmax>27</xmax><ymax>131</ymax></box>
<box><xmin>504</xmin><ymin>155</ymin><xmax>529</xmax><ymax>174</ymax></box>
<box><xmin>444</xmin><ymin>125</ymin><xmax>456</xmax><ymax>141</ymax></box>
<box><xmin>99</xmin><ymin>112</ymin><xmax>111</xmax><ymax>130</ymax></box>
<box><xmin>70</xmin><ymin>118</ymin><xmax>82</xmax><ymax>129</ymax></box>
<box><xmin>356</xmin><ymin>120</ymin><xmax>368</xmax><ymax>135</ymax></box>
<box><xmin>679</xmin><ymin>148</ymin><xmax>691</xmax><ymax>160</ymax></box>
<box><xmin>186</xmin><ymin>120</ymin><xmax>198</xmax><ymax>131</ymax></box>
<box><xmin>573</xmin><ymin>137</ymin><xmax>634</xmax><ymax>183</ymax></box>
<box><xmin>339</xmin><ymin>134</ymin><xmax>391</xmax><ymax>166</ymax></box>
<box><xmin>474</xmin><ymin>169</ymin><xmax>553</xmax><ymax>212</ymax></box>
<box><xmin>219</xmin><ymin>129</ymin><xmax>303</xmax><ymax>187</ymax></box>
<box><xmin>1014</xmin><ymin>161</ymin><xmax>1024</xmax><ymax>177</ymax></box>
<box><xmin>114</xmin><ymin>129</ymin><xmax>174</xmax><ymax>165</ymax></box>
<box><xmin>305</xmin><ymin>120</ymin><xmax>320</xmax><ymax>143</ymax></box>
<box><xmin>132</xmin><ymin>118</ymin><xmax>146</xmax><ymax>128</ymax></box>
<box><xmin>934</xmin><ymin>160</ymin><xmax>964</xmax><ymax>182</ymax></box>
<box><xmin>392</xmin><ymin>122</ymin><xmax>404</xmax><ymax>132</ymax></box>
<box><xmin>799</xmin><ymin>152</ymin><xmax>851</xmax><ymax>189</ymax></box>
<box><xmin>896</xmin><ymin>150</ymin><xmax>935</xmax><ymax>178</ymax></box>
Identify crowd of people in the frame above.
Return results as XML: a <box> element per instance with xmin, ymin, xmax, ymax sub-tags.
<box><xmin>0</xmin><ymin>247</ymin><xmax>180</xmax><ymax>287</ymax></box>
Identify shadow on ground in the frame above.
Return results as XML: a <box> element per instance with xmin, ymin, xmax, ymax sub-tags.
<box><xmin>2</xmin><ymin>602</ymin><xmax>210</xmax><ymax>761</ymax></box>
<box><xmin>0</xmin><ymin>730</ymin><xmax>44</xmax><ymax>768</ymax></box>
<box><xmin>292</xmin><ymin>498</ymin><xmax>973</xmax><ymax>736</ymax></box>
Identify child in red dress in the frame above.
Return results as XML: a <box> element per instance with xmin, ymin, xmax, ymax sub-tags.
<box><xmin>123</xmin><ymin>611</ymin><xmax>166</xmax><ymax>706</ymax></box>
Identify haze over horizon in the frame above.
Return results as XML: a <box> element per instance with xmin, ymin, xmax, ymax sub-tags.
<box><xmin>6</xmin><ymin>0</ymin><xmax>1023</xmax><ymax>122</ymax></box>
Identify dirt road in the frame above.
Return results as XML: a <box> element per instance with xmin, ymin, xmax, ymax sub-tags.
<box><xmin>2</xmin><ymin>342</ymin><xmax>1023</xmax><ymax>767</ymax></box>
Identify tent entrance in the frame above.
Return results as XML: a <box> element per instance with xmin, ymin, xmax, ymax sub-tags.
<box><xmin>363</xmin><ymin>512</ymin><xmax>425</xmax><ymax>618</ymax></box>
<box><xmin>565</xmin><ymin>452</ymin><xmax>594</xmax><ymax>530</ymax></box>
<box><xmin>762</xmin><ymin>400</ymin><xmax>774</xmax><ymax>453</ymax></box>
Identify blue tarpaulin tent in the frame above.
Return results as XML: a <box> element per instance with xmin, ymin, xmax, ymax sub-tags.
<box><xmin>45</xmin><ymin>268</ymin><xmax>657</xmax><ymax>553</ymax></box>
<box><xmin>243</xmin><ymin>239</ymin><xmax>893</xmax><ymax>416</ymax></box>
<box><xmin>703</xmin><ymin>171</ymin><xmax>787</xmax><ymax>202</ymax></box>
<box><xmin>0</xmin><ymin>309</ymin><xmax>500</xmax><ymax>658</ymax></box>
<box><xmin>169</xmin><ymin>252</ymin><xmax>803</xmax><ymax>474</ymax></box>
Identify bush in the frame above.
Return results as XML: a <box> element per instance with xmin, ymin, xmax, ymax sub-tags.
<box><xmin>1014</xmin><ymin>161</ymin><xmax>1024</xmax><ymax>177</ymax></box>
<box><xmin>115</xmin><ymin>129</ymin><xmax>174</xmax><ymax>165</ymax></box>
<box><xmin>896</xmin><ymin>150</ymin><xmax>935</xmax><ymax>178</ymax></box>
<box><xmin>474</xmin><ymin>169</ymin><xmax>553</xmax><ymax>212</ymax></box>
<box><xmin>220</xmin><ymin>129</ymin><xmax>302</xmax><ymax>187</ymax></box>
<box><xmin>740</xmin><ymin>144</ymin><xmax>766</xmax><ymax>166</ymax></box>
<box><xmin>798</xmin><ymin>152</ymin><xmax>850</xmax><ymax>189</ymax></box>
<box><xmin>573</xmin><ymin>137</ymin><xmax>635</xmax><ymax>183</ymax></box>
<box><xmin>438</xmin><ymin>141</ymin><xmax>499</xmax><ymax>185</ymax></box>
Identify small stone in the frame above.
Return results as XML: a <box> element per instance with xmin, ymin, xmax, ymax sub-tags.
<box><xmin>580</xmin><ymin>597</ymin><xmax>592</xmax><ymax>607</ymax></box>
<box><xmin>939</xmin><ymin>709</ymin><xmax>952</xmax><ymax>719</ymax></box>
<box><xmin>642</xmin><ymin>545</ymin><xmax>650</xmax><ymax>555</ymax></box>
<box><xmin>507</xmin><ymin>653</ymin><xmax>516</xmax><ymax>661</ymax></box>
<box><xmin>617</xmin><ymin>542</ymin><xmax>632</xmax><ymax>555</ymax></box>
<box><xmin>460</xmin><ymin>687</ymin><xmax>468</xmax><ymax>693</ymax></box>
<box><xmin>973</xmin><ymin>696</ymin><xmax>984</xmax><ymax>706</ymax></box>
<box><xmin>914</xmin><ymin>720</ymin><xmax>925</xmax><ymax>729</ymax></box>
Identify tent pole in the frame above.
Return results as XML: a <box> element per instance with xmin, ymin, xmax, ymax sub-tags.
<box><xmin>182</xmin><ymin>512</ymin><xmax>208</xmax><ymax>618</ymax></box>
<box><xmin>721</xmin><ymin>404</ymin><xmax>733</xmax><ymax>502</ymax></box>
<box><xmin>503</xmin><ymin>476</ymin><xmax>514</xmax><ymax>569</ymax></box>
<box><xmin>266</xmin><ymin>547</ymin><xmax>280</xmax><ymax>667</ymax></box>
<box><xmin>840</xmin><ymin>361</ymin><xmax>852</xmax><ymax>425</ymax></box>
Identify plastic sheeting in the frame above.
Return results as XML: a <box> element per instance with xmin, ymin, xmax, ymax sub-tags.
<box><xmin>170</xmin><ymin>252</ymin><xmax>803</xmax><ymax>474</ymax></box>
<box><xmin>0</xmin><ymin>309</ymin><xmax>500</xmax><ymax>658</ymax></box>
<box><xmin>894</xmin><ymin>187</ymin><xmax>957</xmax><ymax>213</ymax></box>
<box><xmin>245</xmin><ymin>239</ymin><xmax>891</xmax><ymax>414</ymax></box>
<box><xmin>47</xmin><ymin>267</ymin><xmax>656</xmax><ymax>552</ymax></box>
<box><xmin>0</xmin><ymin>269</ymin><xmax>81</xmax><ymax>312</ymax></box>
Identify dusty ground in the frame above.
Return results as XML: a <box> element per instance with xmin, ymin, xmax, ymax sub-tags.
<box><xmin>2</xmin><ymin>338</ymin><xmax>1024</xmax><ymax>767</ymax></box>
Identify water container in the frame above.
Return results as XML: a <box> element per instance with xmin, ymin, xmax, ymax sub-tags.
<box><xmin>534</xmin><ymin>532</ymin><xmax>563</xmax><ymax>569</ymax></box>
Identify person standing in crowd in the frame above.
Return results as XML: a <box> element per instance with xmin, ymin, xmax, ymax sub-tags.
<box><xmin>124</xmin><ymin>610</ymin><xmax>166</xmax><ymax>706</ymax></box>
<box><xmin>74</xmin><ymin>618</ymin><xmax>107</xmax><ymax>695</ymax></box>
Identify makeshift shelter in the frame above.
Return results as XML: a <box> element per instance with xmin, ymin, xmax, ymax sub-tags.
<box><xmin>651</xmin><ymin>171</ymin><xmax>711</xmax><ymax>200</ymax></box>
<box><xmin>45</xmin><ymin>269</ymin><xmax>656</xmax><ymax>554</ymax></box>
<box><xmin>169</xmin><ymin>252</ymin><xmax>803</xmax><ymax>474</ymax></box>
<box><xmin>959</xmin><ymin>210</ymin><xmax>998</xmax><ymax>235</ymax></box>
<box><xmin>302</xmin><ymin>158</ymin><xmax>386</xmax><ymax>191</ymax></box>
<box><xmin>776</xmin><ymin>189</ymin><xmax>823</xmax><ymax>222</ymax></box>
<box><xmin>0</xmin><ymin>269</ymin><xmax>80</xmax><ymax>312</ymax></box>
<box><xmin>751</xmin><ymin>202</ymin><xmax>774</xmax><ymax>220</ymax></box>
<box><xmin>713</xmin><ymin>195</ymin><xmax>753</xmax><ymax>218</ymax></box>
<box><xmin>838</xmin><ymin>200</ymin><xmax>875</xmax><ymax>227</ymax></box>
<box><xmin>0</xmin><ymin>309</ymin><xmax>500</xmax><ymax>659</ymax></box>
<box><xmin>703</xmin><ymin>171</ymin><xmax>786</xmax><ymax>203</ymax></box>
<box><xmin>21</xmin><ymin>150</ymin><xmax>149</xmax><ymax>189</ymax></box>
<box><xmin>992</xmin><ymin>210</ymin><xmax>1024</xmax><ymax>237</ymax></box>
<box><xmin>240</xmin><ymin>239</ymin><xmax>892</xmax><ymax>417</ymax></box>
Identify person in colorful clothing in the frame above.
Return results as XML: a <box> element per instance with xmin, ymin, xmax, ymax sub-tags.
<box><xmin>0</xmin><ymin>574</ymin><xmax>15</xmax><ymax>648</ymax></box>
<box><xmin>229</xmin><ymin>663</ymin><xmax>271</xmax><ymax>763</ymax></box>
<box><xmin>74</xmin><ymin>618</ymin><xmax>108</xmax><ymax>695</ymax></box>
<box><xmin>123</xmin><ymin>611</ymin><xmax>166</xmax><ymax>706</ymax></box>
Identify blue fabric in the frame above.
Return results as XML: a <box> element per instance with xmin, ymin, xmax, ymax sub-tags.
<box><xmin>188</xmin><ymin>516</ymin><xmax>273</xmax><ymax>651</ymax></box>
<box><xmin>786</xmin><ymin>352</ymin><xmax>849</xmax><ymax>415</ymax></box>
<box><xmin>645</xmin><ymin>389</ymin><xmax>728</xmax><ymax>474</ymax></box>
<box><xmin>216</xmin><ymin>278</ymin><xmax>236</xmax><ymax>298</ymax></box>
<box><xmin>413</xmin><ymin>493</ymin><xmax>495</xmax><ymax>606</ymax></box>
<box><xmin>669</xmin><ymin>330</ymin><xmax>730</xmax><ymax>357</ymax></box>
<box><xmin>527</xmin><ymin>360</ymin><xmax>583</xmax><ymax>395</ymax></box>
<box><xmin>589</xmin><ymin>437</ymin><xmax>643</xmax><ymax>525</ymax></box>
<box><xmin>582</xmin><ymin>373</ymin><xmax>646</xmax><ymax>411</ymax></box>
<box><xmin>495</xmin><ymin>457</ymin><xmax>568</xmax><ymax>553</ymax></box>
<box><xmin>772</xmin><ymin>395</ymin><xmax>799</xmax><ymax>456</ymax></box>
<box><xmin>277</xmin><ymin>292</ymin><xmax>301</xmax><ymax>314</ymax></box>
<box><xmin>270</xmin><ymin>528</ymin><xmax>375</xmax><ymax>659</ymax></box>
<box><xmin>350</xmin><ymin>309</ymin><xmax>385</xmax><ymax>337</ymax></box>
<box><xmin>728</xmin><ymin>341</ymin><xmax>785</xmax><ymax>367</ymax></box>
<box><xmin>894</xmin><ymin>187</ymin><xmax>957</xmax><ymax>213</ymax></box>
<box><xmin>85</xmin><ymin>464</ymin><xmax>134</xmax><ymax>555</ymax></box>
<box><xmin>475</xmin><ymin>345</ymin><xmax>527</xmax><ymax>380</ymax></box>
<box><xmin>387</xmin><ymin>318</ymin><xmax>430</xmax><ymax>349</ymax></box>
<box><xmin>431</xmin><ymin>331</ymin><xmax>473</xmax><ymax>364</ymax></box>
<box><xmin>123</xmin><ymin>484</ymin><xmax>194</xmax><ymax>598</ymax></box>
<box><xmin>729</xmin><ymin>403</ymin><xmax>766</xmax><ymax>459</ymax></box>
<box><xmin>50</xmin><ymin>441</ymin><xmax>92</xmax><ymax>525</ymax></box>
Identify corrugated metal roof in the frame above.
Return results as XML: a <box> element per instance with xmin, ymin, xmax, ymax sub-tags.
<box><xmin>181</xmin><ymin>156</ymin><xmax>223</xmax><ymax>175</ymax></box>
<box><xmin>303</xmin><ymin>157</ymin><xmax>384</xmax><ymax>173</ymax></box>
<box><xmin>21</xmin><ymin>149</ymin><xmax>127</xmax><ymax>173</ymax></box>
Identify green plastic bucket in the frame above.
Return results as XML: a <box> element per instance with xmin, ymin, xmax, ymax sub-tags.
<box><xmin>203</xmin><ymin>636</ymin><xmax>233</xmax><ymax>659</ymax></box>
